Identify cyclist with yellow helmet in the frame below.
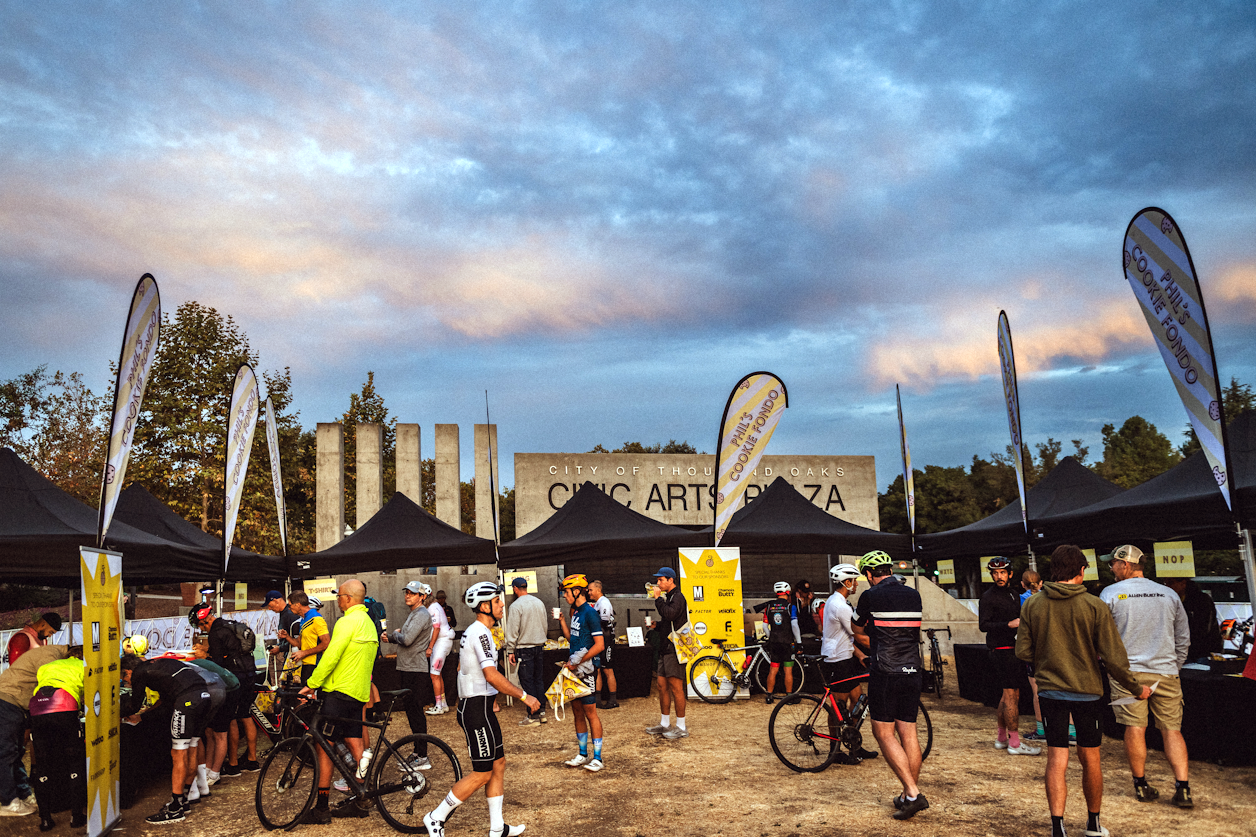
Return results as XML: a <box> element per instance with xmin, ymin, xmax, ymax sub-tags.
<box><xmin>558</xmin><ymin>573</ymin><xmax>606</xmax><ymax>772</ymax></box>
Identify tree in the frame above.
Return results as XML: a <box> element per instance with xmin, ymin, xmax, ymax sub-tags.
<box><xmin>1179</xmin><ymin>377</ymin><xmax>1256</xmax><ymax>457</ymax></box>
<box><xmin>341</xmin><ymin>372</ymin><xmax>397</xmax><ymax>528</ymax></box>
<box><xmin>1095</xmin><ymin>416</ymin><xmax>1181</xmax><ymax>489</ymax></box>
<box><xmin>588</xmin><ymin>440</ymin><xmax>699</xmax><ymax>454</ymax></box>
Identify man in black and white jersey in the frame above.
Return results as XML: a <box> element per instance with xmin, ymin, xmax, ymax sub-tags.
<box><xmin>853</xmin><ymin>551</ymin><xmax>929</xmax><ymax>821</ymax></box>
<box><xmin>423</xmin><ymin>582</ymin><xmax>540</xmax><ymax>837</ymax></box>
<box><xmin>588</xmin><ymin>581</ymin><xmax>619</xmax><ymax>709</ymax></box>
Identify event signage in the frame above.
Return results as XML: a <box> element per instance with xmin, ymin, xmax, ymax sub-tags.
<box><xmin>502</xmin><ymin>570</ymin><xmax>539</xmax><ymax>594</ymax></box>
<box><xmin>234</xmin><ymin>582</ymin><xmax>248</xmax><ymax>610</ymax></box>
<box><xmin>303</xmin><ymin>576</ymin><xmax>339</xmax><ymax>603</ymax></box>
<box><xmin>80</xmin><ymin>546</ymin><xmax>122</xmax><ymax>837</ymax></box>
<box><xmin>263</xmin><ymin>396</ymin><xmax>288</xmax><ymax>557</ymax></box>
<box><xmin>223</xmin><ymin>363</ymin><xmax>260</xmax><ymax>576</ymax></box>
<box><xmin>936</xmin><ymin>559</ymin><xmax>955</xmax><ymax>585</ymax></box>
<box><xmin>997</xmin><ymin>311</ymin><xmax>1029</xmax><ymax>536</ymax></box>
<box><xmin>1080</xmin><ymin>548</ymin><xmax>1100</xmax><ymax>581</ymax></box>
<box><xmin>97</xmin><ymin>274</ymin><xmax>161</xmax><ymax>545</ymax></box>
<box><xmin>713</xmin><ymin>373</ymin><xmax>788</xmax><ymax>545</ymax></box>
<box><xmin>896</xmin><ymin>385</ymin><xmax>916</xmax><ymax>541</ymax></box>
<box><xmin>980</xmin><ymin>556</ymin><xmax>994</xmax><ymax>583</ymax></box>
<box><xmin>1123</xmin><ymin>208</ymin><xmax>1233</xmax><ymax>509</ymax></box>
<box><xmin>1154</xmin><ymin>540</ymin><xmax>1196</xmax><ymax>578</ymax></box>
<box><xmin>678</xmin><ymin>547</ymin><xmax>745</xmax><ymax>697</ymax></box>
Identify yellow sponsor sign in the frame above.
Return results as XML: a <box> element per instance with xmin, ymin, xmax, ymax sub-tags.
<box><xmin>936</xmin><ymin>560</ymin><xmax>955</xmax><ymax>585</ymax></box>
<box><xmin>234</xmin><ymin>582</ymin><xmax>248</xmax><ymax>611</ymax></box>
<box><xmin>80</xmin><ymin>547</ymin><xmax>122</xmax><ymax>837</ymax></box>
<box><xmin>678</xmin><ymin>548</ymin><xmax>745</xmax><ymax>695</ymax></box>
<box><xmin>980</xmin><ymin>556</ymin><xmax>995</xmax><ymax>583</ymax></box>
<box><xmin>1081</xmin><ymin>549</ymin><xmax>1099</xmax><ymax>581</ymax></box>
<box><xmin>303</xmin><ymin>577</ymin><xmax>339</xmax><ymax>602</ymax></box>
<box><xmin>503</xmin><ymin>570</ymin><xmax>538</xmax><ymax>594</ymax></box>
<box><xmin>1154</xmin><ymin>541</ymin><xmax>1195</xmax><ymax>577</ymax></box>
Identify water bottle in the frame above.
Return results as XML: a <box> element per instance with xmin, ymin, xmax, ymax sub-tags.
<box><xmin>333</xmin><ymin>741</ymin><xmax>355</xmax><ymax>772</ymax></box>
<box><xmin>851</xmin><ymin>694</ymin><xmax>868</xmax><ymax>721</ymax></box>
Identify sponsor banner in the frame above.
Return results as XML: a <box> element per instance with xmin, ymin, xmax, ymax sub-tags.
<box><xmin>679</xmin><ymin>547</ymin><xmax>745</xmax><ymax>697</ymax></box>
<box><xmin>263</xmin><ymin>396</ymin><xmax>288</xmax><ymax>557</ymax></box>
<box><xmin>80</xmin><ymin>547</ymin><xmax>122</xmax><ymax>837</ymax></box>
<box><xmin>98</xmin><ymin>275</ymin><xmax>161</xmax><ymax>544</ymax></box>
<box><xmin>1080</xmin><ymin>549</ymin><xmax>1100</xmax><ymax>581</ymax></box>
<box><xmin>1154</xmin><ymin>540</ymin><xmax>1196</xmax><ymax>578</ymax></box>
<box><xmin>896</xmin><ymin>384</ymin><xmax>916</xmax><ymax>537</ymax></box>
<box><xmin>503</xmin><ymin>570</ymin><xmax>539</xmax><ymax>594</ymax></box>
<box><xmin>302</xmin><ymin>577</ymin><xmax>339</xmax><ymax>603</ymax></box>
<box><xmin>223</xmin><ymin>364</ymin><xmax>260</xmax><ymax>575</ymax></box>
<box><xmin>998</xmin><ymin>311</ymin><xmax>1029</xmax><ymax>534</ymax></box>
<box><xmin>1123</xmin><ymin>208</ymin><xmax>1232</xmax><ymax>508</ymax></box>
<box><xmin>714</xmin><ymin>373</ymin><xmax>788</xmax><ymax>545</ymax></box>
<box><xmin>936</xmin><ymin>559</ymin><xmax>955</xmax><ymax>586</ymax></box>
<box><xmin>234</xmin><ymin>582</ymin><xmax>248</xmax><ymax>611</ymax></box>
<box><xmin>980</xmin><ymin>556</ymin><xmax>994</xmax><ymax>583</ymax></box>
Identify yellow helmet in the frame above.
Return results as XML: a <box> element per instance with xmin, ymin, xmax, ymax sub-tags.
<box><xmin>122</xmin><ymin>634</ymin><xmax>149</xmax><ymax>657</ymax></box>
<box><xmin>561</xmin><ymin>573</ymin><xmax>589</xmax><ymax>590</ymax></box>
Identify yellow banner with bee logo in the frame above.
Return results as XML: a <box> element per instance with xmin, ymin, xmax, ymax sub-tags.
<box><xmin>81</xmin><ymin>547</ymin><xmax>122</xmax><ymax>837</ymax></box>
<box><xmin>679</xmin><ymin>548</ymin><xmax>744</xmax><ymax>698</ymax></box>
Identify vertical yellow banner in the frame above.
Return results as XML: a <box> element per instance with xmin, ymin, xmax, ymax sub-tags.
<box><xmin>678</xmin><ymin>548</ymin><xmax>744</xmax><ymax>695</ymax></box>
<box><xmin>936</xmin><ymin>560</ymin><xmax>955</xmax><ymax>585</ymax></box>
<box><xmin>234</xmin><ymin>582</ymin><xmax>248</xmax><ymax>611</ymax></box>
<box><xmin>980</xmin><ymin>556</ymin><xmax>995</xmax><ymax>583</ymax></box>
<box><xmin>1154</xmin><ymin>541</ymin><xmax>1196</xmax><ymax>577</ymax></box>
<box><xmin>1081</xmin><ymin>549</ymin><xmax>1100</xmax><ymax>581</ymax></box>
<box><xmin>80</xmin><ymin>547</ymin><xmax>122</xmax><ymax>837</ymax></box>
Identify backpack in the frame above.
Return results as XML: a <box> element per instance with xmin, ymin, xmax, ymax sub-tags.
<box><xmin>364</xmin><ymin>597</ymin><xmax>387</xmax><ymax>656</ymax></box>
<box><xmin>226</xmin><ymin>619</ymin><xmax>257</xmax><ymax>668</ymax></box>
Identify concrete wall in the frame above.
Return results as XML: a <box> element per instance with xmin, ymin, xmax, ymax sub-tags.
<box><xmin>434</xmin><ymin>425</ymin><xmax>460</xmax><ymax>529</ymax></box>
<box><xmin>474</xmin><ymin>424</ymin><xmax>500</xmax><ymax>542</ymax></box>
<box><xmin>356</xmin><ymin>423</ymin><xmax>383</xmax><ymax>527</ymax></box>
<box><xmin>315</xmin><ymin>423</ymin><xmax>344</xmax><ymax>551</ymax></box>
<box><xmin>396</xmin><ymin>424</ymin><xmax>422</xmax><ymax>505</ymax></box>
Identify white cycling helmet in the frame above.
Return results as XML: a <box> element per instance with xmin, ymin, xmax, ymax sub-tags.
<box><xmin>830</xmin><ymin>563</ymin><xmax>861</xmax><ymax>584</ymax></box>
<box><xmin>773</xmin><ymin>581</ymin><xmax>792</xmax><ymax>595</ymax></box>
<box><xmin>307</xmin><ymin>596</ymin><xmax>324</xmax><ymax>610</ymax></box>
<box><xmin>464</xmin><ymin>581</ymin><xmax>504</xmax><ymax>609</ymax></box>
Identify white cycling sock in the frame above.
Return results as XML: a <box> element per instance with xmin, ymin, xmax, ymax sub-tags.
<box><xmin>431</xmin><ymin>790</ymin><xmax>462</xmax><ymax>822</ymax></box>
<box><xmin>659</xmin><ymin>714</ymin><xmax>669</xmax><ymax>727</ymax></box>
<box><xmin>675</xmin><ymin>716</ymin><xmax>687</xmax><ymax>731</ymax></box>
<box><xmin>487</xmin><ymin>795</ymin><xmax>504</xmax><ymax>831</ymax></box>
<box><xmin>196</xmin><ymin>765</ymin><xmax>209</xmax><ymax>793</ymax></box>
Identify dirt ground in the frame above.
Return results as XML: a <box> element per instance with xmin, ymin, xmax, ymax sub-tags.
<box><xmin>14</xmin><ymin>685</ymin><xmax>1256</xmax><ymax>837</ymax></box>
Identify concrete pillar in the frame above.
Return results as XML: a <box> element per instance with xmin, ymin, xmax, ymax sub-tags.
<box><xmin>474</xmin><ymin>424</ymin><xmax>499</xmax><ymax>542</ymax></box>
<box><xmin>435</xmin><ymin>424</ymin><xmax>461</xmax><ymax>529</ymax></box>
<box><xmin>396</xmin><ymin>424</ymin><xmax>422</xmax><ymax>506</ymax></box>
<box><xmin>316</xmin><ymin>423</ymin><xmax>345</xmax><ymax>551</ymax></box>
<box><xmin>356</xmin><ymin>423</ymin><xmax>383</xmax><ymax>527</ymax></box>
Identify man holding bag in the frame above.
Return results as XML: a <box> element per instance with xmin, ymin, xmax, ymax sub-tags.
<box><xmin>645</xmin><ymin>567</ymin><xmax>689</xmax><ymax>741</ymax></box>
<box><xmin>557</xmin><ymin>574</ymin><xmax>605</xmax><ymax>772</ymax></box>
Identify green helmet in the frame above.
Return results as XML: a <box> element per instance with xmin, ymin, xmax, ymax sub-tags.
<box><xmin>858</xmin><ymin>550</ymin><xmax>893</xmax><ymax>572</ymax></box>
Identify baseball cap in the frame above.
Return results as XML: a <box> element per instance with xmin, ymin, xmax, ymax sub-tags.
<box><xmin>652</xmin><ymin>567</ymin><xmax>676</xmax><ymax>580</ymax></box>
<box><xmin>511</xmin><ymin>577</ymin><xmax>529</xmax><ymax>589</ymax></box>
<box><xmin>263</xmin><ymin>590</ymin><xmax>285</xmax><ymax>605</ymax></box>
<box><xmin>403</xmin><ymin>581</ymin><xmax>425</xmax><ymax>594</ymax></box>
<box><xmin>1103</xmin><ymin>544</ymin><xmax>1144</xmax><ymax>564</ymax></box>
<box><xmin>41</xmin><ymin>612</ymin><xmax>63</xmax><ymax>631</ymax></box>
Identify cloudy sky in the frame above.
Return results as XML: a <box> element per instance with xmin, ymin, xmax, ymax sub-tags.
<box><xmin>3</xmin><ymin>2</ymin><xmax>1255</xmax><ymax>490</ymax></box>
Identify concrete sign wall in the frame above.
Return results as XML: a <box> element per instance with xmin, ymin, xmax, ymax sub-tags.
<box><xmin>515</xmin><ymin>453</ymin><xmax>878</xmax><ymax>536</ymax></box>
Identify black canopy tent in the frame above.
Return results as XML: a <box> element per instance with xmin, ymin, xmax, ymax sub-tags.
<box><xmin>916</xmin><ymin>457</ymin><xmax>1125</xmax><ymax>561</ymax></box>
<box><xmin>292</xmin><ymin>491</ymin><xmax>497</xmax><ymax>577</ymax></box>
<box><xmin>0</xmin><ymin>447</ymin><xmax>219</xmax><ymax>585</ymax></box>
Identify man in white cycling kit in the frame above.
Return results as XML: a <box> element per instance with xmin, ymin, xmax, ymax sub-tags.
<box><xmin>423</xmin><ymin>583</ymin><xmax>540</xmax><ymax>837</ymax></box>
<box><xmin>426</xmin><ymin>589</ymin><xmax>455</xmax><ymax>715</ymax></box>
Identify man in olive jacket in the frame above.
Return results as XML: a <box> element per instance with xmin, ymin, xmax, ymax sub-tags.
<box><xmin>1016</xmin><ymin>545</ymin><xmax>1150</xmax><ymax>837</ymax></box>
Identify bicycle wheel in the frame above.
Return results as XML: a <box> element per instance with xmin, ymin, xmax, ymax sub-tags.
<box><xmin>786</xmin><ymin>654</ymin><xmax>807</xmax><ymax>696</ymax></box>
<box><xmin>915</xmin><ymin>700</ymin><xmax>933</xmax><ymax>761</ymax></box>
<box><xmin>689</xmin><ymin>655</ymin><xmax>737</xmax><ymax>704</ymax></box>
<box><xmin>751</xmin><ymin>652</ymin><xmax>770</xmax><ymax>694</ymax></box>
<box><xmin>372</xmin><ymin>733</ymin><xmax>463</xmax><ymax>833</ymax></box>
<box><xmin>255</xmin><ymin>736</ymin><xmax>318</xmax><ymax>831</ymax></box>
<box><xmin>931</xmin><ymin>647</ymin><xmax>945</xmax><ymax>697</ymax></box>
<box><xmin>768</xmin><ymin>695</ymin><xmax>839</xmax><ymax>773</ymax></box>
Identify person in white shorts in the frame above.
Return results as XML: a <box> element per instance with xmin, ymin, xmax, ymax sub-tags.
<box><xmin>423</xmin><ymin>582</ymin><xmax>539</xmax><ymax>837</ymax></box>
<box><xmin>426</xmin><ymin>589</ymin><xmax>455</xmax><ymax>715</ymax></box>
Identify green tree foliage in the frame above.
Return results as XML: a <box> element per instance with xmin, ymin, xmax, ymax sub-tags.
<box><xmin>1095</xmin><ymin>416</ymin><xmax>1181</xmax><ymax>489</ymax></box>
<box><xmin>1179</xmin><ymin>377</ymin><xmax>1256</xmax><ymax>457</ymax></box>
<box><xmin>341</xmin><ymin>372</ymin><xmax>397</xmax><ymax>527</ymax></box>
<box><xmin>588</xmin><ymin>440</ymin><xmax>699</xmax><ymax>454</ymax></box>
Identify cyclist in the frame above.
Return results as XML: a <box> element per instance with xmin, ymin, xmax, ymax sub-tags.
<box><xmin>852</xmin><ymin>550</ymin><xmax>929</xmax><ymax>821</ymax></box>
<box><xmin>426</xmin><ymin>586</ymin><xmax>456</xmax><ymax>715</ymax></box>
<box><xmin>762</xmin><ymin>582</ymin><xmax>801</xmax><ymax>704</ymax></box>
<box><xmin>288</xmin><ymin>593</ymin><xmax>330</xmax><ymax>684</ymax></box>
<box><xmin>822</xmin><ymin>563</ymin><xmax>876</xmax><ymax>762</ymax></box>
<box><xmin>588</xmin><ymin>580</ymin><xmax>619</xmax><ymax>709</ymax></box>
<box><xmin>980</xmin><ymin>557</ymin><xmax>1040</xmax><ymax>756</ymax></box>
<box><xmin>382</xmin><ymin>581</ymin><xmax>435</xmax><ymax>769</ymax></box>
<box><xmin>192</xmin><ymin>605</ymin><xmax>262</xmax><ymax>776</ymax></box>
<box><xmin>558</xmin><ymin>573</ymin><xmax>606</xmax><ymax>771</ymax></box>
<box><xmin>423</xmin><ymin>582</ymin><xmax>540</xmax><ymax>837</ymax></box>
<box><xmin>1019</xmin><ymin>570</ymin><xmax>1047</xmax><ymax>741</ymax></box>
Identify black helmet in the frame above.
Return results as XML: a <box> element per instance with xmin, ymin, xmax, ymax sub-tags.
<box><xmin>988</xmin><ymin>556</ymin><xmax>1012</xmax><ymax>572</ymax></box>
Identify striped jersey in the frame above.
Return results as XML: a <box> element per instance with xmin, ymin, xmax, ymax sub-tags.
<box><xmin>853</xmin><ymin>577</ymin><xmax>922</xmax><ymax>675</ymax></box>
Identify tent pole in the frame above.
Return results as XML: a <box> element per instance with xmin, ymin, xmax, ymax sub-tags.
<box><xmin>68</xmin><ymin>588</ymin><xmax>74</xmax><ymax>645</ymax></box>
<box><xmin>1028</xmin><ymin>545</ymin><xmax>1037</xmax><ymax>574</ymax></box>
<box><xmin>1239</xmin><ymin>525</ymin><xmax>1256</xmax><ymax>612</ymax></box>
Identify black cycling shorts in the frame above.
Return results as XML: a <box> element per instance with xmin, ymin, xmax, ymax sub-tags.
<box><xmin>206</xmin><ymin>682</ymin><xmax>235</xmax><ymax>734</ymax></box>
<box><xmin>820</xmin><ymin>657</ymin><xmax>866</xmax><ymax>692</ymax></box>
<box><xmin>318</xmin><ymin>690</ymin><xmax>366</xmax><ymax>741</ymax></box>
<box><xmin>868</xmin><ymin>672</ymin><xmax>922</xmax><ymax>724</ymax></box>
<box><xmin>457</xmin><ymin>695</ymin><xmax>504</xmax><ymax>773</ymax></box>
<box><xmin>598</xmin><ymin>639</ymin><xmax>615</xmax><ymax>671</ymax></box>
<box><xmin>990</xmin><ymin>648</ymin><xmax>1027</xmax><ymax>691</ymax></box>
<box><xmin>1040</xmin><ymin>696</ymin><xmax>1103</xmax><ymax>748</ymax></box>
<box><xmin>231</xmin><ymin>671</ymin><xmax>258</xmax><ymax>720</ymax></box>
<box><xmin>170</xmin><ymin>688</ymin><xmax>216</xmax><ymax>749</ymax></box>
<box><xmin>767</xmin><ymin>640</ymin><xmax>794</xmax><ymax>666</ymax></box>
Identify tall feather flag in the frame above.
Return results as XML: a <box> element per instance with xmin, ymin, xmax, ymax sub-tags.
<box><xmin>262</xmin><ymin>396</ymin><xmax>287</xmax><ymax>558</ymax></box>
<box><xmin>223</xmin><ymin>364</ymin><xmax>260</xmax><ymax>575</ymax></box>
<box><xmin>97</xmin><ymin>274</ymin><xmax>161</xmax><ymax>546</ymax></box>
<box><xmin>714</xmin><ymin>372</ymin><xmax>788</xmax><ymax>546</ymax></box>
<box><xmin>997</xmin><ymin>311</ymin><xmax>1029</xmax><ymax>538</ymax></box>
<box><xmin>1123</xmin><ymin>207</ymin><xmax>1234</xmax><ymax>510</ymax></box>
<box><xmin>896</xmin><ymin>385</ymin><xmax>916</xmax><ymax>546</ymax></box>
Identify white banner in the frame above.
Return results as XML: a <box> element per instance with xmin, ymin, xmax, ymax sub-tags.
<box><xmin>714</xmin><ymin>372</ymin><xmax>788</xmax><ymax>545</ymax></box>
<box><xmin>998</xmin><ymin>311</ymin><xmax>1028</xmax><ymax>534</ymax></box>
<box><xmin>896</xmin><ymin>384</ymin><xmax>916</xmax><ymax>538</ymax></box>
<box><xmin>263</xmin><ymin>396</ymin><xmax>288</xmax><ymax>557</ymax></box>
<box><xmin>223</xmin><ymin>364</ymin><xmax>260</xmax><ymax>575</ymax></box>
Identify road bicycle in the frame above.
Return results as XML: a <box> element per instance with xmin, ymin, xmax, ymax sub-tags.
<box><xmin>921</xmin><ymin>626</ymin><xmax>951</xmax><ymax>698</ymax></box>
<box><xmin>1221</xmin><ymin>616</ymin><xmax>1253</xmax><ymax>657</ymax></box>
<box><xmin>255</xmin><ymin>688</ymin><xmax>461</xmax><ymax>833</ymax></box>
<box><xmin>768</xmin><ymin>660</ymin><xmax>932</xmax><ymax>773</ymax></box>
<box><xmin>250</xmin><ymin>662</ymin><xmax>313</xmax><ymax>746</ymax></box>
<box><xmin>688</xmin><ymin>638</ymin><xmax>807</xmax><ymax>704</ymax></box>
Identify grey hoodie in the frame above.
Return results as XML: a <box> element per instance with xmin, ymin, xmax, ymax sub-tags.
<box><xmin>1016</xmin><ymin>581</ymin><xmax>1140</xmax><ymax>697</ymax></box>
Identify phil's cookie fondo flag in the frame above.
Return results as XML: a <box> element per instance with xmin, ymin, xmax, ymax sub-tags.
<box><xmin>998</xmin><ymin>311</ymin><xmax>1028</xmax><ymax>535</ymax></box>
<box><xmin>223</xmin><ymin>363</ymin><xmax>260</xmax><ymax>574</ymax></box>
<box><xmin>714</xmin><ymin>372</ymin><xmax>788</xmax><ymax>545</ymax></box>
<box><xmin>1123</xmin><ymin>207</ymin><xmax>1233</xmax><ymax>508</ymax></box>
<box><xmin>98</xmin><ymin>274</ymin><xmax>161</xmax><ymax>546</ymax></box>
<box><xmin>263</xmin><ymin>396</ymin><xmax>287</xmax><ymax>557</ymax></box>
<box><xmin>896</xmin><ymin>384</ymin><xmax>916</xmax><ymax>539</ymax></box>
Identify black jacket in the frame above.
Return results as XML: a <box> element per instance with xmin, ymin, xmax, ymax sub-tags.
<box><xmin>979</xmin><ymin>585</ymin><xmax>1022</xmax><ymax>650</ymax></box>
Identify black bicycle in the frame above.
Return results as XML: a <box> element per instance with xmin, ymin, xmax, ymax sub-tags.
<box><xmin>921</xmin><ymin>626</ymin><xmax>951</xmax><ymax>698</ymax></box>
<box><xmin>768</xmin><ymin>660</ymin><xmax>932</xmax><ymax>773</ymax></box>
<box><xmin>688</xmin><ymin>638</ymin><xmax>807</xmax><ymax>703</ymax></box>
<box><xmin>255</xmin><ymin>688</ymin><xmax>461</xmax><ymax>833</ymax></box>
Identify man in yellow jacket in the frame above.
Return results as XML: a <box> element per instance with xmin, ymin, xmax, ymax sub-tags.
<box><xmin>300</xmin><ymin>579</ymin><xmax>379</xmax><ymax>824</ymax></box>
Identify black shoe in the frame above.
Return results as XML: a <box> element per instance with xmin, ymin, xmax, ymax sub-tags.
<box><xmin>70</xmin><ymin>812</ymin><xmax>87</xmax><ymax>828</ymax></box>
<box><xmin>331</xmin><ymin>803</ymin><xmax>370</xmax><ymax>819</ymax></box>
<box><xmin>605</xmin><ymin>700</ymin><xmax>620</xmax><ymax>709</ymax></box>
<box><xmin>302</xmin><ymin>807</ymin><xmax>332</xmax><ymax>825</ymax></box>
<box><xmin>892</xmin><ymin>793</ymin><xmax>929</xmax><ymax>820</ymax></box>
<box><xmin>220</xmin><ymin>763</ymin><xmax>242</xmax><ymax>777</ymax></box>
<box><xmin>892</xmin><ymin>794</ymin><xmax>906</xmax><ymax>811</ymax></box>
<box><xmin>240</xmin><ymin>759</ymin><xmax>261</xmax><ymax>773</ymax></box>
<box><xmin>1172</xmin><ymin>786</ymin><xmax>1193</xmax><ymax>808</ymax></box>
<box><xmin>831</xmin><ymin>751</ymin><xmax>862</xmax><ymax>766</ymax></box>
<box><xmin>765</xmin><ymin>694</ymin><xmax>775</xmax><ymax>705</ymax></box>
<box><xmin>146</xmin><ymin>802</ymin><xmax>186</xmax><ymax>825</ymax></box>
<box><xmin>39</xmin><ymin>817</ymin><xmax>55</xmax><ymax>832</ymax></box>
<box><xmin>855</xmin><ymin>747</ymin><xmax>879</xmax><ymax>760</ymax></box>
<box><xmin>1134</xmin><ymin>782</ymin><xmax>1160</xmax><ymax>802</ymax></box>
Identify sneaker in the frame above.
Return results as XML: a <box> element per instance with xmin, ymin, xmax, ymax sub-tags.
<box><xmin>1023</xmin><ymin>730</ymin><xmax>1046</xmax><ymax>741</ymax></box>
<box><xmin>855</xmin><ymin>747</ymin><xmax>879</xmax><ymax>760</ymax></box>
<box><xmin>489</xmin><ymin>825</ymin><xmax>525</xmax><ymax>837</ymax></box>
<box><xmin>994</xmin><ymin>740</ymin><xmax>1008</xmax><ymax>750</ymax></box>
<box><xmin>206</xmin><ymin>770</ymin><xmax>221</xmax><ymax>787</ymax></box>
<box><xmin>539</xmin><ymin>713</ymin><xmax>548</xmax><ymax>724</ymax></box>
<box><xmin>1171</xmin><ymin>786</ymin><xmax>1193</xmax><ymax>808</ymax></box>
<box><xmin>357</xmin><ymin>749</ymin><xmax>373</xmax><ymax>779</ymax></box>
<box><xmin>1082</xmin><ymin>827</ymin><xmax>1109</xmax><ymax>837</ymax></box>
<box><xmin>831</xmin><ymin>752</ymin><xmax>861</xmax><ymax>766</ymax></box>
<box><xmin>765</xmin><ymin>694</ymin><xmax>775</xmax><ymax>705</ymax></box>
<box><xmin>662</xmin><ymin>726</ymin><xmax>689</xmax><ymax>740</ymax></box>
<box><xmin>240</xmin><ymin>759</ymin><xmax>261</xmax><ymax>773</ymax></box>
<box><xmin>563</xmin><ymin>753</ymin><xmax>591</xmax><ymax>767</ymax></box>
<box><xmin>1007</xmin><ymin>742</ymin><xmax>1042</xmax><ymax>756</ymax></box>
<box><xmin>333</xmin><ymin>778</ymin><xmax>350</xmax><ymax>793</ymax></box>
<box><xmin>582</xmin><ymin>758</ymin><xmax>603</xmax><ymax>772</ymax></box>
<box><xmin>645</xmin><ymin>724</ymin><xmax>672</xmax><ymax>736</ymax></box>
<box><xmin>146</xmin><ymin>801</ymin><xmax>186</xmax><ymax>825</ymax></box>
<box><xmin>892</xmin><ymin>793</ymin><xmax>929</xmax><ymax>821</ymax></box>
<box><xmin>425</xmin><ymin>705</ymin><xmax>448</xmax><ymax>715</ymax></box>
<box><xmin>603</xmin><ymin>700</ymin><xmax>619</xmax><ymax>709</ymax></box>
<box><xmin>220</xmin><ymin>763</ymin><xmax>242</xmax><ymax>777</ymax></box>
<box><xmin>518</xmin><ymin>716</ymin><xmax>539</xmax><ymax>726</ymax></box>
<box><xmin>302</xmin><ymin>807</ymin><xmax>332</xmax><ymax>825</ymax></box>
<box><xmin>331</xmin><ymin>803</ymin><xmax>370</xmax><ymax>819</ymax></box>
<box><xmin>1</xmin><ymin>798</ymin><xmax>36</xmax><ymax>817</ymax></box>
<box><xmin>1134</xmin><ymin>783</ymin><xmax>1160</xmax><ymax>802</ymax></box>
<box><xmin>423</xmin><ymin>810</ymin><xmax>446</xmax><ymax>837</ymax></box>
<box><xmin>408</xmin><ymin>755</ymin><xmax>432</xmax><ymax>771</ymax></box>
<box><xmin>892</xmin><ymin>794</ymin><xmax>906</xmax><ymax>811</ymax></box>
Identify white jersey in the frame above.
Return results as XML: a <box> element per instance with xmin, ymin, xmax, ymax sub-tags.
<box><xmin>593</xmin><ymin>596</ymin><xmax>615</xmax><ymax>631</ymax></box>
<box><xmin>457</xmin><ymin>620</ymin><xmax>499</xmax><ymax>699</ymax></box>
<box><xmin>820</xmin><ymin>592</ymin><xmax>855</xmax><ymax>663</ymax></box>
<box><xmin>429</xmin><ymin>602</ymin><xmax>454</xmax><ymax>639</ymax></box>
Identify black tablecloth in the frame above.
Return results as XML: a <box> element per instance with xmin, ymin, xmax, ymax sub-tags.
<box><xmin>953</xmin><ymin>643</ymin><xmax>1038</xmax><ymax>715</ymax></box>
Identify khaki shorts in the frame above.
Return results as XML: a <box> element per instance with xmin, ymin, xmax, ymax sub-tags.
<box><xmin>1110</xmin><ymin>671</ymin><xmax>1183</xmax><ymax>731</ymax></box>
<box><xmin>655</xmin><ymin>650</ymin><xmax>685</xmax><ymax>680</ymax></box>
